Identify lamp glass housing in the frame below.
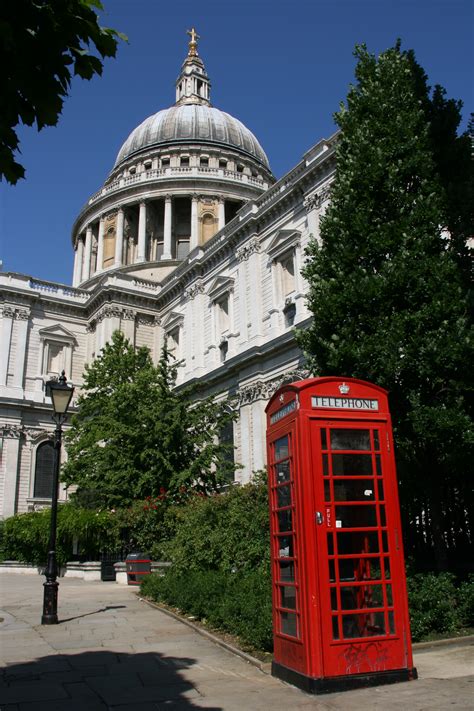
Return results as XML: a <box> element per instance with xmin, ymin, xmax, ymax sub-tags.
<box><xmin>48</xmin><ymin>379</ymin><xmax>74</xmax><ymax>415</ymax></box>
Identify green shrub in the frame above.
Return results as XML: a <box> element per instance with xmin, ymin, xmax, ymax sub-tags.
<box><xmin>0</xmin><ymin>505</ymin><xmax>120</xmax><ymax>566</ymax></box>
<box><xmin>457</xmin><ymin>575</ymin><xmax>474</xmax><ymax>627</ymax></box>
<box><xmin>407</xmin><ymin>572</ymin><xmax>463</xmax><ymax>641</ymax></box>
<box><xmin>141</xmin><ymin>565</ymin><xmax>273</xmax><ymax>651</ymax></box>
<box><xmin>161</xmin><ymin>478</ymin><xmax>270</xmax><ymax>574</ymax></box>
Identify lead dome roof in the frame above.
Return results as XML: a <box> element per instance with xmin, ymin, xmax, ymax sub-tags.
<box><xmin>113</xmin><ymin>29</ymin><xmax>271</xmax><ymax>173</ymax></box>
<box><xmin>114</xmin><ymin>104</ymin><xmax>270</xmax><ymax>170</ymax></box>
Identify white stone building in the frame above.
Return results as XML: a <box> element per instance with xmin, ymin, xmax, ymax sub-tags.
<box><xmin>0</xmin><ymin>32</ymin><xmax>335</xmax><ymax>518</ymax></box>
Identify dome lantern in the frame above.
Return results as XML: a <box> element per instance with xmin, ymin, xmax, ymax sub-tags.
<box><xmin>175</xmin><ymin>27</ymin><xmax>211</xmax><ymax>107</ymax></box>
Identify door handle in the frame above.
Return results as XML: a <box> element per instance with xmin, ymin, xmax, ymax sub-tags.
<box><xmin>315</xmin><ymin>511</ymin><xmax>324</xmax><ymax>525</ymax></box>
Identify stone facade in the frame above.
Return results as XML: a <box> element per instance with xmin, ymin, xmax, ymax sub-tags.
<box><xmin>0</xmin><ymin>33</ymin><xmax>336</xmax><ymax>518</ymax></box>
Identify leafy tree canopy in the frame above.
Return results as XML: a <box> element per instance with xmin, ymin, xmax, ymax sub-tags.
<box><xmin>62</xmin><ymin>331</ymin><xmax>237</xmax><ymax>508</ymax></box>
<box><xmin>0</xmin><ymin>0</ymin><xmax>125</xmax><ymax>184</ymax></box>
<box><xmin>298</xmin><ymin>42</ymin><xmax>473</xmax><ymax>569</ymax></box>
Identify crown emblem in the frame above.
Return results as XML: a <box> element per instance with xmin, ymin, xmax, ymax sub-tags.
<box><xmin>339</xmin><ymin>382</ymin><xmax>350</xmax><ymax>394</ymax></box>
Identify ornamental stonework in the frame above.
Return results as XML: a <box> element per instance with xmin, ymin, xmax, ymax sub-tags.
<box><xmin>1</xmin><ymin>306</ymin><xmax>16</xmax><ymax>319</ymax></box>
<box><xmin>1</xmin><ymin>425</ymin><xmax>24</xmax><ymax>439</ymax></box>
<box><xmin>304</xmin><ymin>186</ymin><xmax>331</xmax><ymax>212</ymax></box>
<box><xmin>236</xmin><ymin>236</ymin><xmax>261</xmax><ymax>262</ymax></box>
<box><xmin>184</xmin><ymin>281</ymin><xmax>205</xmax><ymax>300</ymax></box>
<box><xmin>236</xmin><ymin>368</ymin><xmax>310</xmax><ymax>406</ymax></box>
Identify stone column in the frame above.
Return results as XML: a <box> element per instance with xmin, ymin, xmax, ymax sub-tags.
<box><xmin>251</xmin><ymin>399</ymin><xmax>266</xmax><ymax>471</ymax></box>
<box><xmin>218</xmin><ymin>198</ymin><xmax>226</xmax><ymax>231</ymax></box>
<box><xmin>83</xmin><ymin>225</ymin><xmax>93</xmax><ymax>281</ymax></box>
<box><xmin>162</xmin><ymin>195</ymin><xmax>172</xmax><ymax>260</ymax></box>
<box><xmin>115</xmin><ymin>208</ymin><xmax>125</xmax><ymax>267</ymax></box>
<box><xmin>137</xmin><ymin>201</ymin><xmax>147</xmax><ymax>262</ymax></box>
<box><xmin>0</xmin><ymin>306</ymin><xmax>14</xmax><ymax>386</ymax></box>
<box><xmin>72</xmin><ymin>244</ymin><xmax>80</xmax><ymax>287</ymax></box>
<box><xmin>12</xmin><ymin>309</ymin><xmax>29</xmax><ymax>389</ymax></box>
<box><xmin>190</xmin><ymin>195</ymin><xmax>199</xmax><ymax>250</ymax></box>
<box><xmin>2</xmin><ymin>431</ymin><xmax>21</xmax><ymax>517</ymax></box>
<box><xmin>73</xmin><ymin>237</ymin><xmax>84</xmax><ymax>286</ymax></box>
<box><xmin>96</xmin><ymin>216</ymin><xmax>105</xmax><ymax>273</ymax></box>
<box><xmin>248</xmin><ymin>242</ymin><xmax>262</xmax><ymax>339</ymax></box>
<box><xmin>304</xmin><ymin>195</ymin><xmax>319</xmax><ymax>243</ymax></box>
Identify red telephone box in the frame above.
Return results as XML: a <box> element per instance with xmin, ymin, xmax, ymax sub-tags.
<box><xmin>266</xmin><ymin>377</ymin><xmax>417</xmax><ymax>693</ymax></box>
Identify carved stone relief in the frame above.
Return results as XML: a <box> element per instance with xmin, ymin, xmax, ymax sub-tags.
<box><xmin>236</xmin><ymin>236</ymin><xmax>261</xmax><ymax>262</ymax></box>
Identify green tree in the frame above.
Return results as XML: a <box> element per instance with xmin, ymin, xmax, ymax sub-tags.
<box><xmin>298</xmin><ymin>43</ymin><xmax>473</xmax><ymax>571</ymax></box>
<box><xmin>0</xmin><ymin>0</ymin><xmax>125</xmax><ymax>184</ymax></box>
<box><xmin>62</xmin><ymin>331</ymin><xmax>236</xmax><ymax>508</ymax></box>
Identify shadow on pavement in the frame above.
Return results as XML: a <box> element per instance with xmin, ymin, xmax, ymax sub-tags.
<box><xmin>60</xmin><ymin>605</ymin><xmax>128</xmax><ymax>624</ymax></box>
<box><xmin>1</xmin><ymin>649</ymin><xmax>223</xmax><ymax>710</ymax></box>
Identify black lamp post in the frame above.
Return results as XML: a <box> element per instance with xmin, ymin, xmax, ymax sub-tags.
<box><xmin>42</xmin><ymin>370</ymin><xmax>74</xmax><ymax>625</ymax></box>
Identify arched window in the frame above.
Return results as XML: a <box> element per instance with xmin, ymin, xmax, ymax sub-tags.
<box><xmin>34</xmin><ymin>441</ymin><xmax>55</xmax><ymax>499</ymax></box>
<box><xmin>201</xmin><ymin>212</ymin><xmax>216</xmax><ymax>242</ymax></box>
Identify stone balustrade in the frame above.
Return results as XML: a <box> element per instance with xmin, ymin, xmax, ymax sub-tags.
<box><xmin>86</xmin><ymin>166</ymin><xmax>268</xmax><ymax>208</ymax></box>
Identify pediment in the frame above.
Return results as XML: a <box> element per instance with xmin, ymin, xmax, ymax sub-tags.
<box><xmin>39</xmin><ymin>324</ymin><xmax>78</xmax><ymax>344</ymax></box>
<box><xmin>207</xmin><ymin>276</ymin><xmax>234</xmax><ymax>300</ymax></box>
<box><xmin>161</xmin><ymin>310</ymin><xmax>184</xmax><ymax>330</ymax></box>
<box><xmin>267</xmin><ymin>229</ymin><xmax>301</xmax><ymax>259</ymax></box>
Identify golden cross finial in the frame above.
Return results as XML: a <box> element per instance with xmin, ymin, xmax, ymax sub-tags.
<box><xmin>187</xmin><ymin>27</ymin><xmax>200</xmax><ymax>56</ymax></box>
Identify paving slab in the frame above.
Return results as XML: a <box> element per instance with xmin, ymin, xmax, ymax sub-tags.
<box><xmin>1</xmin><ymin>573</ymin><xmax>473</xmax><ymax>710</ymax></box>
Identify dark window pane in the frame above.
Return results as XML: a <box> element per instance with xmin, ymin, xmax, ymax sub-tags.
<box><xmin>332</xmin><ymin>454</ymin><xmax>373</xmax><ymax>476</ymax></box>
<box><xmin>327</xmin><ymin>533</ymin><xmax>334</xmax><ymax>555</ymax></box>
<box><xmin>342</xmin><ymin>612</ymin><xmax>386</xmax><ymax>638</ymax></box>
<box><xmin>373</xmin><ymin>430</ymin><xmax>380</xmax><ymax>450</ymax></box>
<box><xmin>322</xmin><ymin>453</ymin><xmax>329</xmax><ymax>476</ymax></box>
<box><xmin>382</xmin><ymin>531</ymin><xmax>389</xmax><ymax>552</ymax></box>
<box><xmin>337</xmin><ymin>531</ymin><xmax>380</xmax><ymax>555</ymax></box>
<box><xmin>278</xmin><ymin>535</ymin><xmax>294</xmax><ymax>558</ymax></box>
<box><xmin>324</xmin><ymin>480</ymin><xmax>331</xmax><ymax>501</ymax></box>
<box><xmin>320</xmin><ymin>428</ymin><xmax>327</xmax><ymax>450</ymax></box>
<box><xmin>383</xmin><ymin>557</ymin><xmax>391</xmax><ymax>580</ymax></box>
<box><xmin>338</xmin><ymin>558</ymin><xmax>356</xmax><ymax>581</ymax></box>
<box><xmin>280</xmin><ymin>611</ymin><xmax>298</xmax><ymax>637</ymax></box>
<box><xmin>277</xmin><ymin>509</ymin><xmax>293</xmax><ymax>532</ymax></box>
<box><xmin>335</xmin><ymin>505</ymin><xmax>377</xmax><ymax>528</ymax></box>
<box><xmin>274</xmin><ymin>436</ymin><xmax>289</xmax><ymax>461</ymax></box>
<box><xmin>34</xmin><ymin>442</ymin><xmax>55</xmax><ymax>498</ymax></box>
<box><xmin>379</xmin><ymin>506</ymin><xmax>387</xmax><ymax>527</ymax></box>
<box><xmin>360</xmin><ymin>558</ymin><xmax>382</xmax><ymax>581</ymax></box>
<box><xmin>277</xmin><ymin>485</ymin><xmax>291</xmax><ymax>509</ymax></box>
<box><xmin>275</xmin><ymin>460</ymin><xmax>290</xmax><ymax>484</ymax></box>
<box><xmin>329</xmin><ymin>559</ymin><xmax>336</xmax><ymax>582</ymax></box>
<box><xmin>330</xmin><ymin>429</ymin><xmax>371</xmax><ymax>451</ymax></box>
<box><xmin>279</xmin><ymin>561</ymin><xmax>295</xmax><ymax>582</ymax></box>
<box><xmin>280</xmin><ymin>586</ymin><xmax>297</xmax><ymax>610</ymax></box>
<box><xmin>388</xmin><ymin>611</ymin><xmax>395</xmax><ymax>634</ymax></box>
<box><xmin>378</xmin><ymin>480</ymin><xmax>385</xmax><ymax>501</ymax></box>
<box><xmin>332</xmin><ymin>616</ymin><xmax>340</xmax><ymax>640</ymax></box>
<box><xmin>375</xmin><ymin>454</ymin><xmax>382</xmax><ymax>476</ymax></box>
<box><xmin>339</xmin><ymin>584</ymin><xmax>385</xmax><ymax>610</ymax></box>
<box><xmin>386</xmin><ymin>584</ymin><xmax>393</xmax><ymax>606</ymax></box>
<box><xmin>333</xmin><ymin>480</ymin><xmax>375</xmax><ymax>501</ymax></box>
<box><xmin>331</xmin><ymin>588</ymin><xmax>338</xmax><ymax>610</ymax></box>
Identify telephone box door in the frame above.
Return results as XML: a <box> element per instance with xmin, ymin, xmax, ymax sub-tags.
<box><xmin>312</xmin><ymin>419</ymin><xmax>409</xmax><ymax>677</ymax></box>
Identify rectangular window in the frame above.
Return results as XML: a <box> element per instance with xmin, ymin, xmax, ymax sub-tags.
<box><xmin>46</xmin><ymin>343</ymin><xmax>65</xmax><ymax>375</ymax></box>
<box><xmin>280</xmin><ymin>252</ymin><xmax>295</xmax><ymax>297</ymax></box>
<box><xmin>167</xmin><ymin>327</ymin><xmax>180</xmax><ymax>358</ymax></box>
<box><xmin>216</xmin><ymin>295</ymin><xmax>230</xmax><ymax>336</ymax></box>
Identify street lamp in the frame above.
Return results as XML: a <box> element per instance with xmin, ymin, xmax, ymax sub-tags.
<box><xmin>42</xmin><ymin>370</ymin><xmax>74</xmax><ymax>625</ymax></box>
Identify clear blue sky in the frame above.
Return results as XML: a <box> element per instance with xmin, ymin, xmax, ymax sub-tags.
<box><xmin>1</xmin><ymin>0</ymin><xmax>472</xmax><ymax>285</ymax></box>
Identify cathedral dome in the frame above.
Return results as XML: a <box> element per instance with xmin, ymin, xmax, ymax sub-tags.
<box><xmin>114</xmin><ymin>104</ymin><xmax>270</xmax><ymax>170</ymax></box>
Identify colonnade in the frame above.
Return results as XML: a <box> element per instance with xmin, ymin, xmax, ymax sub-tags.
<box><xmin>72</xmin><ymin>194</ymin><xmax>228</xmax><ymax>287</ymax></box>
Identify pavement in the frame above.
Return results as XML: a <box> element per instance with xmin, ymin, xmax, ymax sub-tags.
<box><xmin>0</xmin><ymin>574</ymin><xmax>473</xmax><ymax>710</ymax></box>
